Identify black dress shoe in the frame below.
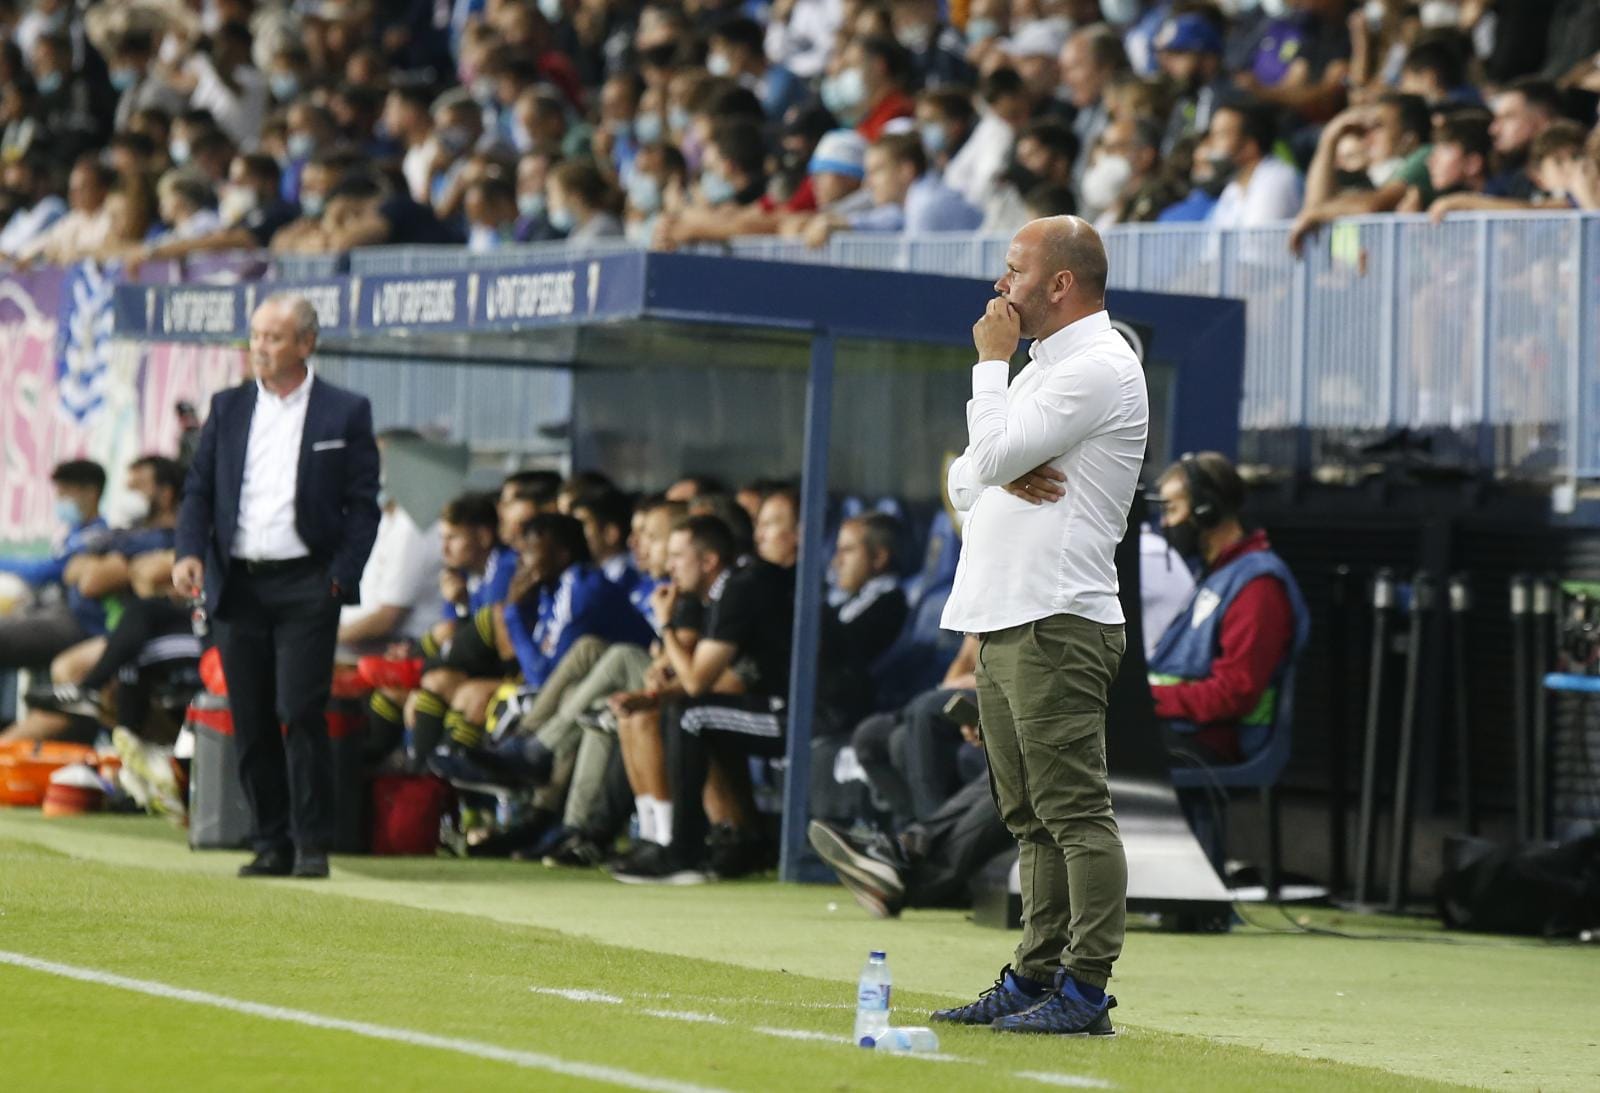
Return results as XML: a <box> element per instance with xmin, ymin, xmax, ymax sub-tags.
<box><xmin>238</xmin><ymin>848</ymin><xmax>294</xmax><ymax>877</ymax></box>
<box><xmin>292</xmin><ymin>849</ymin><xmax>330</xmax><ymax>878</ymax></box>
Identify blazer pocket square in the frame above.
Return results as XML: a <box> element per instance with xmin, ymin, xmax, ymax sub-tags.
<box><xmin>312</xmin><ymin>439</ymin><xmax>347</xmax><ymax>452</ymax></box>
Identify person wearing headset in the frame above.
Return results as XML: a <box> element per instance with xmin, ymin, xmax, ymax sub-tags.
<box><xmin>1147</xmin><ymin>451</ymin><xmax>1310</xmax><ymax>766</ymax></box>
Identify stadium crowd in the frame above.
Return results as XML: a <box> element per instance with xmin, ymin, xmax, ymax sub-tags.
<box><xmin>0</xmin><ymin>0</ymin><xmax>1595</xmax><ymax>269</ymax></box>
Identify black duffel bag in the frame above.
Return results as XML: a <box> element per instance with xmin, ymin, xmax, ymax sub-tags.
<box><xmin>1436</xmin><ymin>833</ymin><xmax>1600</xmax><ymax>937</ymax></box>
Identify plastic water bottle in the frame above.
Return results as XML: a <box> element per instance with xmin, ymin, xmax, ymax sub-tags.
<box><xmin>872</xmin><ymin>1027</ymin><xmax>940</xmax><ymax>1055</ymax></box>
<box><xmin>854</xmin><ymin>951</ymin><xmax>891</xmax><ymax>1046</ymax></box>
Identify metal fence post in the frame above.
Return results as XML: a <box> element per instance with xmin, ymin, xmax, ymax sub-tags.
<box><xmin>779</xmin><ymin>329</ymin><xmax>835</xmax><ymax>882</ymax></box>
<box><xmin>1475</xmin><ymin>218</ymin><xmax>1495</xmax><ymax>469</ymax></box>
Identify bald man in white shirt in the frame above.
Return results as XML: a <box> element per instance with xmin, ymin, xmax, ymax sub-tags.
<box><xmin>931</xmin><ymin>216</ymin><xmax>1148</xmax><ymax>1037</ymax></box>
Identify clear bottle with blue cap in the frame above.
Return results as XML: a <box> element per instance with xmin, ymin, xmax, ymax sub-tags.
<box><xmin>854</xmin><ymin>950</ymin><xmax>891</xmax><ymax>1046</ymax></box>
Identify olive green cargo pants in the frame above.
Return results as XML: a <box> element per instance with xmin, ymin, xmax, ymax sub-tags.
<box><xmin>976</xmin><ymin>613</ymin><xmax>1127</xmax><ymax>989</ymax></box>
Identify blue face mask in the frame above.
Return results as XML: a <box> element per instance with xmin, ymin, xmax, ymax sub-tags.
<box><xmin>635</xmin><ymin>113</ymin><xmax>664</xmax><ymax>146</ymax></box>
<box><xmin>110</xmin><ymin>68</ymin><xmax>137</xmax><ymax>93</ymax></box>
<box><xmin>301</xmin><ymin>192</ymin><xmax>325</xmax><ymax>217</ymax></box>
<box><xmin>270</xmin><ymin>73</ymin><xmax>299</xmax><ymax>101</ymax></box>
<box><xmin>517</xmin><ymin>192</ymin><xmax>546</xmax><ymax>219</ymax></box>
<box><xmin>820</xmin><ymin>68</ymin><xmax>866</xmax><ymax>124</ymax></box>
<box><xmin>668</xmin><ymin>107</ymin><xmax>691</xmax><ymax>134</ymax></box>
<box><xmin>627</xmin><ymin>173</ymin><xmax>662</xmax><ymax>214</ymax></box>
<box><xmin>287</xmin><ymin>132</ymin><xmax>315</xmax><ymax>161</ymax></box>
<box><xmin>548</xmin><ymin>205</ymin><xmax>576</xmax><ymax>232</ymax></box>
<box><xmin>36</xmin><ymin>71</ymin><xmax>62</xmax><ymax>96</ymax></box>
<box><xmin>468</xmin><ymin>224</ymin><xmax>506</xmax><ymax>252</ymax></box>
<box><xmin>169</xmin><ymin>138</ymin><xmax>191</xmax><ymax>165</ymax></box>
<box><xmin>966</xmin><ymin>17</ymin><xmax>1001</xmax><ymax>45</ymax></box>
<box><xmin>700</xmin><ymin>170</ymin><xmax>736</xmax><ymax>205</ymax></box>
<box><xmin>55</xmin><ymin>497</ymin><xmax>82</xmax><ymax>527</ymax></box>
<box><xmin>921</xmin><ymin>122</ymin><xmax>948</xmax><ymax>156</ymax></box>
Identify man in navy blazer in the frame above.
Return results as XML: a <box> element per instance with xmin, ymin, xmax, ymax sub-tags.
<box><xmin>175</xmin><ymin>292</ymin><xmax>380</xmax><ymax>879</ymax></box>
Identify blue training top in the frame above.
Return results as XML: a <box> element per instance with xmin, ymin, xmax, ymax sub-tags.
<box><xmin>505</xmin><ymin>562</ymin><xmax>656</xmax><ymax>689</ymax></box>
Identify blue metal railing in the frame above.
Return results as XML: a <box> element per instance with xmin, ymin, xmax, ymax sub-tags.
<box><xmin>276</xmin><ymin>211</ymin><xmax>1597</xmax><ymax>480</ymax></box>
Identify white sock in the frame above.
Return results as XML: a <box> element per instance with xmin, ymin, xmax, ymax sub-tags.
<box><xmin>634</xmin><ymin>796</ymin><xmax>656</xmax><ymax>843</ymax></box>
<box><xmin>653</xmin><ymin>799</ymin><xmax>674</xmax><ymax>847</ymax></box>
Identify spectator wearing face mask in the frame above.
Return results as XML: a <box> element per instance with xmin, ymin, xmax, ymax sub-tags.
<box><xmin>708</xmin><ymin>16</ymin><xmax>807</xmax><ymax>122</ymax></box>
<box><xmin>269</xmin><ymin>151</ymin><xmax>349</xmax><ymax>253</ymax></box>
<box><xmin>102</xmin><ymin>30</ymin><xmax>188</xmax><ymax>133</ymax></box>
<box><xmin>1204</xmin><ymin>100</ymin><xmax>1303</xmax><ymax>228</ymax></box>
<box><xmin>464</xmin><ymin>175</ymin><xmax>519</xmax><ymax>252</ymax></box>
<box><xmin>281</xmin><ymin>100</ymin><xmax>339</xmax><ymax>203</ymax></box>
<box><xmin>980</xmin><ymin>117</ymin><xmax>1078</xmax><ymax>236</ymax></box>
<box><xmin>889</xmin><ymin>0</ymin><xmax>974</xmax><ymax>90</ymax></box>
<box><xmin>823</xmin><ymin>35</ymin><xmax>916</xmax><ymax>142</ymax></box>
<box><xmin>1085</xmin><ymin>116</ymin><xmax>1179</xmax><ymax>228</ymax></box>
<box><xmin>264</xmin><ymin>44</ymin><xmax>312</xmax><ymax>107</ymax></box>
<box><xmin>1288</xmin><ymin>92</ymin><xmax>1431</xmax><ymax>256</ymax></box>
<box><xmin>548</xmin><ymin>159</ymin><xmax>621</xmax><ymax>240</ymax></box>
<box><xmin>135</xmin><ymin>153</ymin><xmax>299</xmax><ymax>264</ymax></box>
<box><xmin>149</xmin><ymin>168</ymin><xmax>220</xmax><ymax>245</ymax></box>
<box><xmin>429</xmin><ymin>92</ymin><xmax>491</xmax><ymax>219</ymax></box>
<box><xmin>623</xmin><ymin>141</ymin><xmax>687</xmax><ymax>245</ymax></box>
<box><xmin>514</xmin><ymin>146</ymin><xmax>563</xmax><ymax>242</ymax></box>
<box><xmin>1157</xmin><ymin>141</ymin><xmax>1220</xmax><ymax>224</ymax></box>
<box><xmin>916</xmin><ymin>88</ymin><xmax>977</xmax><ymax>174</ymax></box>
<box><xmin>588</xmin><ymin>73</ymin><xmax>643</xmax><ymax>183</ymax></box>
<box><xmin>31</xmin><ymin>31</ymin><xmax>112</xmax><ymax>167</ymax></box>
<box><xmin>1060</xmin><ymin>24</ymin><xmax>1132</xmax><ymax>188</ymax></box>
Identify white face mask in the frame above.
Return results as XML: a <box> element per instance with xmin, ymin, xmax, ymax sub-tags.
<box><xmin>110</xmin><ymin>490</ymin><xmax>151</xmax><ymax>527</ymax></box>
<box><xmin>1418</xmin><ymin>1</ymin><xmax>1459</xmax><ymax>29</ymax></box>
<box><xmin>219</xmin><ymin>185</ymin><xmax>258</xmax><ymax>225</ymax></box>
<box><xmin>1363</xmin><ymin>0</ymin><xmax>1386</xmax><ymax>26</ymax></box>
<box><xmin>1099</xmin><ymin>0</ymin><xmax>1142</xmax><ymax>25</ymax></box>
<box><xmin>1368</xmin><ymin>156</ymin><xmax>1404</xmax><ymax>187</ymax></box>
<box><xmin>1081</xmin><ymin>154</ymin><xmax>1134</xmax><ymax>212</ymax></box>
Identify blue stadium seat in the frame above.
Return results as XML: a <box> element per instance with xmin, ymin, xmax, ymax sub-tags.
<box><xmin>1169</xmin><ymin>669</ymin><xmax>1296</xmax><ymax>898</ymax></box>
<box><xmin>870</xmin><ymin>577</ymin><xmax>962</xmax><ymax>712</ymax></box>
<box><xmin>902</xmin><ymin>509</ymin><xmax>960</xmax><ymax>611</ymax></box>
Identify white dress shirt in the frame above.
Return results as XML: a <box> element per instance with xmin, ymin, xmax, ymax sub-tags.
<box><xmin>1209</xmin><ymin>156</ymin><xmax>1304</xmax><ymax>228</ymax></box>
<box><xmin>1139</xmin><ymin>525</ymin><xmax>1196</xmax><ymax>657</ymax></box>
<box><xmin>943</xmin><ymin>109</ymin><xmax>1016</xmax><ymax>208</ymax></box>
<box><xmin>340</xmin><ymin>507</ymin><xmax>443</xmax><ymax>639</ymax></box>
<box><xmin>233</xmin><ymin>369</ymin><xmax>314</xmax><ymax>561</ymax></box>
<box><xmin>941</xmin><ymin>310</ymin><xmax>1149</xmax><ymax>634</ymax></box>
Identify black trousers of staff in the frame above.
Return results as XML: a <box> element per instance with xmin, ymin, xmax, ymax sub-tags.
<box><xmin>211</xmin><ymin>557</ymin><xmax>342</xmax><ymax>854</ymax></box>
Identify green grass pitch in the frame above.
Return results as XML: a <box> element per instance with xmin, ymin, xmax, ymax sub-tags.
<box><xmin>1</xmin><ymin>810</ymin><xmax>1596</xmax><ymax>1091</ymax></box>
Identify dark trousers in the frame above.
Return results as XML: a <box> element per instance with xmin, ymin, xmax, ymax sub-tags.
<box><xmin>82</xmin><ymin>596</ymin><xmax>193</xmax><ymax>691</ymax></box>
<box><xmin>852</xmin><ymin>686</ymin><xmax>971</xmax><ymax>826</ymax></box>
<box><xmin>664</xmin><ymin>693</ymin><xmax>787</xmax><ymax>857</ymax></box>
<box><xmin>0</xmin><ymin>602</ymin><xmax>88</xmax><ymax>668</ymax></box>
<box><xmin>904</xmin><ymin>771</ymin><xmax>1016</xmax><ymax>909</ymax></box>
<box><xmin>212</xmin><ymin>559</ymin><xmax>341</xmax><ymax>854</ymax></box>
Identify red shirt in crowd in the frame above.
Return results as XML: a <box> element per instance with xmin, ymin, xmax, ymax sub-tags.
<box><xmin>1151</xmin><ymin>529</ymin><xmax>1295</xmax><ymax>762</ymax></box>
<box><xmin>760</xmin><ymin>175</ymin><xmax>818</xmax><ymax>214</ymax></box>
<box><xmin>857</xmin><ymin>90</ymin><xmax>915</xmax><ymax>142</ymax></box>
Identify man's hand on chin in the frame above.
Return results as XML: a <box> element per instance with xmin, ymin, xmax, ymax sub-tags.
<box><xmin>973</xmin><ymin>297</ymin><xmax>1021</xmax><ymax>362</ymax></box>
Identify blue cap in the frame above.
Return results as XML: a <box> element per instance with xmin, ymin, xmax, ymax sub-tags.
<box><xmin>1154</xmin><ymin>14</ymin><xmax>1223</xmax><ymax>56</ymax></box>
<box><xmin>809</xmin><ymin>129</ymin><xmax>867</xmax><ymax>180</ymax></box>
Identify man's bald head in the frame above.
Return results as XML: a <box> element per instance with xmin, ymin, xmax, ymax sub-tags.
<box><xmin>1027</xmin><ymin>215</ymin><xmax>1108</xmax><ymax>302</ymax></box>
<box><xmin>996</xmin><ymin>215</ymin><xmax>1110</xmax><ymax>340</ymax></box>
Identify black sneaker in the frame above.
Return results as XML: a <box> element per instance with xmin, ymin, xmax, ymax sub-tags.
<box><xmin>542</xmin><ymin>830</ymin><xmax>611</xmax><ymax>868</ymax></box>
<box><xmin>929</xmin><ymin>965</ymin><xmax>1052</xmax><ymax>1026</ymax></box>
<box><xmin>26</xmin><ymin>682</ymin><xmax>104</xmax><ymax>719</ymax></box>
<box><xmin>806</xmin><ymin>819</ymin><xmax>907</xmax><ymax>917</ymax></box>
<box><xmin>427</xmin><ymin>748</ymin><xmax>525</xmax><ymax>794</ymax></box>
<box><xmin>706</xmin><ymin>823</ymin><xmax>773</xmax><ymax>880</ymax></box>
<box><xmin>607</xmin><ymin>841</ymin><xmax>710</xmax><ymax>886</ymax></box>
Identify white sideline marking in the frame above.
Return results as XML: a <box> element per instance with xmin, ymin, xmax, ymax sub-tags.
<box><xmin>751</xmin><ymin>1027</ymin><xmax>850</xmax><ymax>1043</ymax></box>
<box><xmin>531</xmin><ymin>987</ymin><xmax>625</xmax><ymax>1004</ymax></box>
<box><xmin>640</xmin><ymin>1009</ymin><xmax>727</xmax><ymax>1025</ymax></box>
<box><xmin>1</xmin><ymin>950</ymin><xmax>727</xmax><ymax>1093</ymax></box>
<box><xmin>1014</xmin><ymin>1071</ymin><xmax>1115</xmax><ymax>1089</ymax></box>
<box><xmin>641</xmin><ymin>990</ymin><xmax>852</xmax><ymax>1011</ymax></box>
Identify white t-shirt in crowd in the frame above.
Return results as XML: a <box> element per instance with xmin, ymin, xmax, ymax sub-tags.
<box><xmin>1209</xmin><ymin>156</ymin><xmax>1303</xmax><ymax>228</ymax></box>
<box><xmin>339</xmin><ymin>506</ymin><xmax>443</xmax><ymax>640</ymax></box>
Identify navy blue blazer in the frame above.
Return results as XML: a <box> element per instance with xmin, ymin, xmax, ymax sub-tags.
<box><xmin>176</xmin><ymin>375</ymin><xmax>382</xmax><ymax>610</ymax></box>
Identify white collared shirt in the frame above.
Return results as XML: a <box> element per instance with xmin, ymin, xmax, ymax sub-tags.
<box><xmin>233</xmin><ymin>368</ymin><xmax>314</xmax><ymax>561</ymax></box>
<box><xmin>340</xmin><ymin>507</ymin><xmax>443</xmax><ymax>639</ymax></box>
<box><xmin>941</xmin><ymin>310</ymin><xmax>1149</xmax><ymax>634</ymax></box>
